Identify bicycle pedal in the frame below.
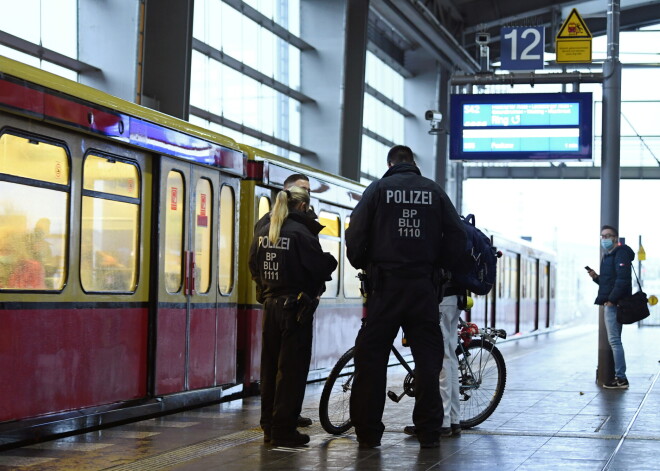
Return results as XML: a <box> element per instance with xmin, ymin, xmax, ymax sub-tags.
<box><xmin>387</xmin><ymin>390</ymin><xmax>400</xmax><ymax>403</ymax></box>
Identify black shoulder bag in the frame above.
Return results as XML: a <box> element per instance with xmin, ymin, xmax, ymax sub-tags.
<box><xmin>616</xmin><ymin>265</ymin><xmax>650</xmax><ymax>325</ymax></box>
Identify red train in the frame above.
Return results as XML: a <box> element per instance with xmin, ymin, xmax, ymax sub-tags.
<box><xmin>0</xmin><ymin>56</ymin><xmax>555</xmax><ymax>448</ymax></box>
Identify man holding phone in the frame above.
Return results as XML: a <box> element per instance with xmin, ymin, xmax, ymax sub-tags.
<box><xmin>586</xmin><ymin>225</ymin><xmax>635</xmax><ymax>389</ymax></box>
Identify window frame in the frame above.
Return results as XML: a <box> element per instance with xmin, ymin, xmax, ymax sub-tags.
<box><xmin>79</xmin><ymin>150</ymin><xmax>142</xmax><ymax>294</ymax></box>
<box><xmin>0</xmin><ymin>129</ymin><xmax>72</xmax><ymax>293</ymax></box>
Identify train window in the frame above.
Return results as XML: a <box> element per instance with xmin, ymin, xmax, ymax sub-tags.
<box><xmin>539</xmin><ymin>262</ymin><xmax>548</xmax><ymax>300</ymax></box>
<box><xmin>509</xmin><ymin>255</ymin><xmax>519</xmax><ymax>299</ymax></box>
<box><xmin>343</xmin><ymin>217</ymin><xmax>361</xmax><ymax>298</ymax></box>
<box><xmin>257</xmin><ymin>196</ymin><xmax>270</xmax><ymax>219</ymax></box>
<box><xmin>218</xmin><ymin>185</ymin><xmax>235</xmax><ymax>295</ymax></box>
<box><xmin>497</xmin><ymin>255</ymin><xmax>505</xmax><ymax>298</ymax></box>
<box><xmin>0</xmin><ymin>133</ymin><xmax>69</xmax><ymax>291</ymax></box>
<box><xmin>164</xmin><ymin>171</ymin><xmax>185</xmax><ymax>293</ymax></box>
<box><xmin>520</xmin><ymin>259</ymin><xmax>529</xmax><ymax>299</ymax></box>
<box><xmin>80</xmin><ymin>154</ymin><xmax>140</xmax><ymax>293</ymax></box>
<box><xmin>318</xmin><ymin>211</ymin><xmax>340</xmax><ymax>298</ymax></box>
<box><xmin>194</xmin><ymin>178</ymin><xmax>212</xmax><ymax>294</ymax></box>
<box><xmin>529</xmin><ymin>260</ymin><xmax>537</xmax><ymax>300</ymax></box>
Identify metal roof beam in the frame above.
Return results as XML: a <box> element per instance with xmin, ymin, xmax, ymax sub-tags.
<box><xmin>371</xmin><ymin>0</ymin><xmax>479</xmax><ymax>73</ymax></box>
<box><xmin>464</xmin><ymin>166</ymin><xmax>660</xmax><ymax>179</ymax></box>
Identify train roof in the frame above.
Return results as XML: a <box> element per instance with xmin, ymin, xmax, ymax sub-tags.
<box><xmin>0</xmin><ymin>55</ymin><xmax>245</xmax><ymax>176</ymax></box>
<box><xmin>486</xmin><ymin>227</ymin><xmax>557</xmax><ymax>262</ymax></box>
<box><xmin>241</xmin><ymin>143</ymin><xmax>364</xmax><ymax>209</ymax></box>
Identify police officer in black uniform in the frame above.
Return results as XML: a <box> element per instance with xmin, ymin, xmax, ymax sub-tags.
<box><xmin>346</xmin><ymin>145</ymin><xmax>466</xmax><ymax>449</ymax></box>
<box><xmin>253</xmin><ymin>173</ymin><xmax>316</xmax><ymax>429</ymax></box>
<box><xmin>249</xmin><ymin>185</ymin><xmax>337</xmax><ymax>447</ymax></box>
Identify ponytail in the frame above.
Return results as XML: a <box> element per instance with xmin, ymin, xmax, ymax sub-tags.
<box><xmin>269</xmin><ymin>190</ymin><xmax>290</xmax><ymax>244</ymax></box>
<box><xmin>268</xmin><ymin>185</ymin><xmax>311</xmax><ymax>244</ymax></box>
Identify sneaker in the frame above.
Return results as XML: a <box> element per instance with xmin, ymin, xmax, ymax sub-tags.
<box><xmin>451</xmin><ymin>424</ymin><xmax>462</xmax><ymax>436</ymax></box>
<box><xmin>297</xmin><ymin>415</ymin><xmax>313</xmax><ymax>427</ymax></box>
<box><xmin>603</xmin><ymin>377</ymin><xmax>629</xmax><ymax>389</ymax></box>
<box><xmin>271</xmin><ymin>432</ymin><xmax>310</xmax><ymax>447</ymax></box>
<box><xmin>403</xmin><ymin>425</ymin><xmax>416</xmax><ymax>436</ymax></box>
<box><xmin>440</xmin><ymin>427</ymin><xmax>453</xmax><ymax>437</ymax></box>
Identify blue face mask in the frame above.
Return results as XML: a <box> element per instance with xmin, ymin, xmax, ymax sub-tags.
<box><xmin>601</xmin><ymin>239</ymin><xmax>614</xmax><ymax>250</ymax></box>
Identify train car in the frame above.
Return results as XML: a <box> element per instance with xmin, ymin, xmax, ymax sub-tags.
<box><xmin>0</xmin><ymin>56</ymin><xmax>247</xmax><ymax>446</ymax></box>
<box><xmin>236</xmin><ymin>146</ymin><xmax>365</xmax><ymax>391</ymax></box>
<box><xmin>467</xmin><ymin>231</ymin><xmax>556</xmax><ymax>336</ymax></box>
<box><xmin>0</xmin><ymin>54</ymin><xmax>555</xmax><ymax>448</ymax></box>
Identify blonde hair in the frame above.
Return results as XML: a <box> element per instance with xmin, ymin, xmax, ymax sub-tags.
<box><xmin>269</xmin><ymin>185</ymin><xmax>310</xmax><ymax>244</ymax></box>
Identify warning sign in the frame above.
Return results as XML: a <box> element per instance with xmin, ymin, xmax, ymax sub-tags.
<box><xmin>555</xmin><ymin>8</ymin><xmax>592</xmax><ymax>63</ymax></box>
<box><xmin>556</xmin><ymin>39</ymin><xmax>592</xmax><ymax>63</ymax></box>
<box><xmin>556</xmin><ymin>8</ymin><xmax>592</xmax><ymax>39</ymax></box>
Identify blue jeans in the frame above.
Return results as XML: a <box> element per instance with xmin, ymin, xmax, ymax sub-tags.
<box><xmin>604</xmin><ymin>305</ymin><xmax>627</xmax><ymax>379</ymax></box>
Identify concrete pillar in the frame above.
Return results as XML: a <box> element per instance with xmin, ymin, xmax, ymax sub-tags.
<box><xmin>141</xmin><ymin>0</ymin><xmax>194</xmax><ymax>119</ymax></box>
<box><xmin>338</xmin><ymin>0</ymin><xmax>369</xmax><ymax>181</ymax></box>
<box><xmin>78</xmin><ymin>1</ymin><xmax>141</xmax><ymax>102</ymax></box>
<box><xmin>302</xmin><ymin>0</ymin><xmax>370</xmax><ymax>177</ymax></box>
<box><xmin>403</xmin><ymin>49</ymin><xmax>440</xmax><ymax>181</ymax></box>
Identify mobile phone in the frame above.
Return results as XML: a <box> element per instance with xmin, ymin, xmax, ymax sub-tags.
<box><xmin>584</xmin><ymin>266</ymin><xmax>592</xmax><ymax>271</ymax></box>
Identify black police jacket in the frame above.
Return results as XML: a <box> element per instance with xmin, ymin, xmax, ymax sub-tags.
<box><xmin>345</xmin><ymin>162</ymin><xmax>466</xmax><ymax>275</ymax></box>
<box><xmin>249</xmin><ymin>210</ymin><xmax>337</xmax><ymax>301</ymax></box>
<box><xmin>593</xmin><ymin>243</ymin><xmax>635</xmax><ymax>305</ymax></box>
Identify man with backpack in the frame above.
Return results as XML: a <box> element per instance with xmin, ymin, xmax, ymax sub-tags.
<box><xmin>404</xmin><ymin>214</ymin><xmax>499</xmax><ymax>438</ymax></box>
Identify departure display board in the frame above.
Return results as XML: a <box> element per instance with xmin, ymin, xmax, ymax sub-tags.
<box><xmin>450</xmin><ymin>92</ymin><xmax>593</xmax><ymax>161</ymax></box>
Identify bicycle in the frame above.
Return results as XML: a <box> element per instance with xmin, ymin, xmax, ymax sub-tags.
<box><xmin>318</xmin><ymin>315</ymin><xmax>507</xmax><ymax>435</ymax></box>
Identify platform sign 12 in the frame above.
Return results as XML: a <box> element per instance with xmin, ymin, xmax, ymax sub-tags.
<box><xmin>500</xmin><ymin>26</ymin><xmax>545</xmax><ymax>71</ymax></box>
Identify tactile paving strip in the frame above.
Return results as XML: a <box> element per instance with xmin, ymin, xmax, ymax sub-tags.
<box><xmin>104</xmin><ymin>428</ymin><xmax>264</xmax><ymax>470</ymax></box>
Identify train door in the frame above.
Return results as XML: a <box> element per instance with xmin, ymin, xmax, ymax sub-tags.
<box><xmin>237</xmin><ymin>184</ymin><xmax>272</xmax><ymax>389</ymax></box>
<box><xmin>154</xmin><ymin>157</ymin><xmax>224</xmax><ymax>394</ymax></box>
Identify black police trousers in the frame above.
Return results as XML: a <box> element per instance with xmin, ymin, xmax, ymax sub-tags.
<box><xmin>260</xmin><ymin>296</ymin><xmax>313</xmax><ymax>439</ymax></box>
<box><xmin>350</xmin><ymin>274</ymin><xmax>444</xmax><ymax>444</ymax></box>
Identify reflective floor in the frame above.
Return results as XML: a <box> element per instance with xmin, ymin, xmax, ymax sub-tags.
<box><xmin>1</xmin><ymin>321</ymin><xmax>659</xmax><ymax>471</ymax></box>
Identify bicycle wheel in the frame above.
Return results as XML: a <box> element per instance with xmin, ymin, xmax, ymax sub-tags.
<box><xmin>319</xmin><ymin>347</ymin><xmax>355</xmax><ymax>435</ymax></box>
<box><xmin>455</xmin><ymin>339</ymin><xmax>506</xmax><ymax>429</ymax></box>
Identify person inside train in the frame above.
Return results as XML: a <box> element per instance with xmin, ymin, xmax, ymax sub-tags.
<box><xmin>253</xmin><ymin>172</ymin><xmax>316</xmax><ymax>429</ymax></box>
<box><xmin>1</xmin><ymin>231</ymin><xmax>46</xmax><ymax>290</ymax></box>
<box><xmin>587</xmin><ymin>224</ymin><xmax>634</xmax><ymax>389</ymax></box>
<box><xmin>249</xmin><ymin>185</ymin><xmax>337</xmax><ymax>447</ymax></box>
<box><xmin>345</xmin><ymin>145</ymin><xmax>466</xmax><ymax>449</ymax></box>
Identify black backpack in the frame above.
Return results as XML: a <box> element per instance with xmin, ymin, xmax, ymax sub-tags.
<box><xmin>452</xmin><ymin>214</ymin><xmax>499</xmax><ymax>295</ymax></box>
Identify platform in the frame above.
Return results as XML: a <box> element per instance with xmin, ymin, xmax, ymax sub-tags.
<box><xmin>1</xmin><ymin>321</ymin><xmax>659</xmax><ymax>471</ymax></box>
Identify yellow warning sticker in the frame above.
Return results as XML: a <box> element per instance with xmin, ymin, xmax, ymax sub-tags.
<box><xmin>556</xmin><ymin>8</ymin><xmax>592</xmax><ymax>39</ymax></box>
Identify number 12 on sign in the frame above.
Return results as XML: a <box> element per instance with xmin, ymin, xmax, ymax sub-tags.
<box><xmin>500</xmin><ymin>26</ymin><xmax>545</xmax><ymax>71</ymax></box>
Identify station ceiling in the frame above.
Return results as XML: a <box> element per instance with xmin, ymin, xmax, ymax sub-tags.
<box><xmin>371</xmin><ymin>0</ymin><xmax>660</xmax><ymax>73</ymax></box>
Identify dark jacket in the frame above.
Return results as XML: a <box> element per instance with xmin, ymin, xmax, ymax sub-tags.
<box><xmin>345</xmin><ymin>163</ymin><xmax>466</xmax><ymax>276</ymax></box>
<box><xmin>249</xmin><ymin>210</ymin><xmax>337</xmax><ymax>301</ymax></box>
<box><xmin>593</xmin><ymin>243</ymin><xmax>635</xmax><ymax>305</ymax></box>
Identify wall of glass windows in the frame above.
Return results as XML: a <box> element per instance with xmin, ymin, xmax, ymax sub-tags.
<box><xmin>360</xmin><ymin>51</ymin><xmax>406</xmax><ymax>183</ymax></box>
<box><xmin>0</xmin><ymin>0</ymin><xmax>78</xmax><ymax>80</ymax></box>
<box><xmin>190</xmin><ymin>0</ymin><xmax>302</xmax><ymax>161</ymax></box>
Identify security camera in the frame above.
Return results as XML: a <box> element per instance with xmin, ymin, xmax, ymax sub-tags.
<box><xmin>425</xmin><ymin>110</ymin><xmax>443</xmax><ymax>135</ymax></box>
<box><xmin>425</xmin><ymin>110</ymin><xmax>442</xmax><ymax>122</ymax></box>
<box><xmin>475</xmin><ymin>32</ymin><xmax>490</xmax><ymax>46</ymax></box>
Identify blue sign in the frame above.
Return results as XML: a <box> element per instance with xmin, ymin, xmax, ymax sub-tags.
<box><xmin>449</xmin><ymin>93</ymin><xmax>593</xmax><ymax>161</ymax></box>
<box><xmin>500</xmin><ymin>26</ymin><xmax>545</xmax><ymax>70</ymax></box>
